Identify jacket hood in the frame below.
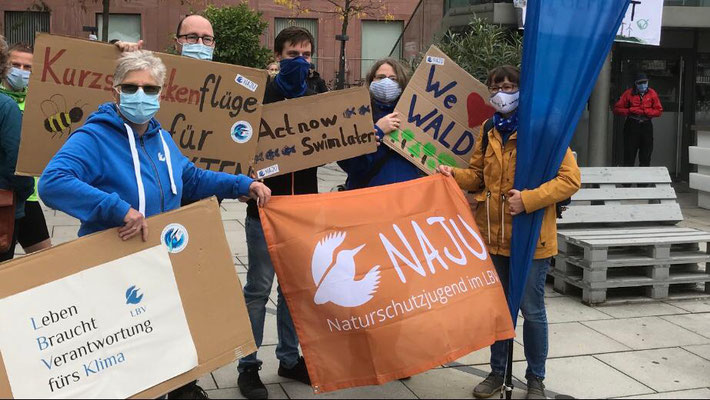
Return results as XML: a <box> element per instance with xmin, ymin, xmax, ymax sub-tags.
<box><xmin>81</xmin><ymin>102</ymin><xmax>163</xmax><ymax>138</ymax></box>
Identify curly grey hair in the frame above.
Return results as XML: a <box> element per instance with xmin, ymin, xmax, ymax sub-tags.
<box><xmin>113</xmin><ymin>50</ymin><xmax>166</xmax><ymax>88</ymax></box>
<box><xmin>0</xmin><ymin>36</ymin><xmax>9</xmax><ymax>81</ymax></box>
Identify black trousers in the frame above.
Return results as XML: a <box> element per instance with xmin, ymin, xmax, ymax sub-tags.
<box><xmin>623</xmin><ymin>118</ymin><xmax>654</xmax><ymax>167</ymax></box>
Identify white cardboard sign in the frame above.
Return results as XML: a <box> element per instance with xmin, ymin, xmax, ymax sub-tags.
<box><xmin>0</xmin><ymin>245</ymin><xmax>198</xmax><ymax>398</ymax></box>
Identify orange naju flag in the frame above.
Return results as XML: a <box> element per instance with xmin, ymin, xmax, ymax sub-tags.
<box><xmin>259</xmin><ymin>174</ymin><xmax>514</xmax><ymax>393</ymax></box>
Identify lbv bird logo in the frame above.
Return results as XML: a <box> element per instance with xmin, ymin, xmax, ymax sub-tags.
<box><xmin>311</xmin><ymin>232</ymin><xmax>381</xmax><ymax>307</ymax></box>
<box><xmin>125</xmin><ymin>285</ymin><xmax>143</xmax><ymax>305</ymax></box>
<box><xmin>163</xmin><ymin>228</ymin><xmax>185</xmax><ymax>252</ymax></box>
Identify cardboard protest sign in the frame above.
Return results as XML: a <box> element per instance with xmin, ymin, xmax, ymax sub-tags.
<box><xmin>17</xmin><ymin>33</ymin><xmax>267</xmax><ymax>177</ymax></box>
<box><xmin>259</xmin><ymin>175</ymin><xmax>515</xmax><ymax>393</ymax></box>
<box><xmin>0</xmin><ymin>198</ymin><xmax>256</xmax><ymax>398</ymax></box>
<box><xmin>385</xmin><ymin>45</ymin><xmax>495</xmax><ymax>174</ymax></box>
<box><xmin>253</xmin><ymin>87</ymin><xmax>377</xmax><ymax>179</ymax></box>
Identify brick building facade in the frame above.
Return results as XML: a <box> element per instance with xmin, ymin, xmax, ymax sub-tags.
<box><xmin>0</xmin><ymin>0</ymin><xmax>423</xmax><ymax>86</ymax></box>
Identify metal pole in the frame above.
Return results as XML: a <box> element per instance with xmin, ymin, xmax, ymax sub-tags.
<box><xmin>504</xmin><ymin>339</ymin><xmax>513</xmax><ymax>399</ymax></box>
<box><xmin>588</xmin><ymin>51</ymin><xmax>612</xmax><ymax>166</ymax></box>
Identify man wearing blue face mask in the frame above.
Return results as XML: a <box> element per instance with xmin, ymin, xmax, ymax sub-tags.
<box><xmin>115</xmin><ymin>14</ymin><xmax>215</xmax><ymax>62</ymax></box>
<box><xmin>0</xmin><ymin>43</ymin><xmax>53</xmax><ymax>258</ymax></box>
<box><xmin>614</xmin><ymin>72</ymin><xmax>663</xmax><ymax>167</ymax></box>
<box><xmin>237</xmin><ymin>26</ymin><xmax>317</xmax><ymax>400</ymax></box>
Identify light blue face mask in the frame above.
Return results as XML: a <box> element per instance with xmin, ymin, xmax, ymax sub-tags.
<box><xmin>118</xmin><ymin>88</ymin><xmax>161</xmax><ymax>124</ymax></box>
<box><xmin>636</xmin><ymin>82</ymin><xmax>648</xmax><ymax>93</ymax></box>
<box><xmin>181</xmin><ymin>43</ymin><xmax>214</xmax><ymax>61</ymax></box>
<box><xmin>6</xmin><ymin>67</ymin><xmax>30</xmax><ymax>91</ymax></box>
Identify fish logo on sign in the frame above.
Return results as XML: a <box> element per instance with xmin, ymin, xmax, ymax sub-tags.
<box><xmin>125</xmin><ymin>285</ymin><xmax>144</xmax><ymax>305</ymax></box>
<box><xmin>231</xmin><ymin>121</ymin><xmax>252</xmax><ymax>143</ymax></box>
<box><xmin>311</xmin><ymin>232</ymin><xmax>381</xmax><ymax>307</ymax></box>
<box><xmin>161</xmin><ymin>223</ymin><xmax>189</xmax><ymax>253</ymax></box>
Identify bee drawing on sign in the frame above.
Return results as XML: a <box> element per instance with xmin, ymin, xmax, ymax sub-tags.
<box><xmin>266</xmin><ymin>148</ymin><xmax>280</xmax><ymax>160</ymax></box>
<box><xmin>282</xmin><ymin>145</ymin><xmax>296</xmax><ymax>156</ymax></box>
<box><xmin>254</xmin><ymin>152</ymin><xmax>265</xmax><ymax>163</ymax></box>
<box><xmin>41</xmin><ymin>94</ymin><xmax>85</xmax><ymax>139</ymax></box>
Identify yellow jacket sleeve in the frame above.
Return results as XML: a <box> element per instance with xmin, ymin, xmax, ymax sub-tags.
<box><xmin>520</xmin><ymin>148</ymin><xmax>581</xmax><ymax>213</ymax></box>
<box><xmin>453</xmin><ymin>124</ymin><xmax>486</xmax><ymax>192</ymax></box>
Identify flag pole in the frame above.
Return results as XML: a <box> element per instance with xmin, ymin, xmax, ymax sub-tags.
<box><xmin>504</xmin><ymin>339</ymin><xmax>514</xmax><ymax>399</ymax></box>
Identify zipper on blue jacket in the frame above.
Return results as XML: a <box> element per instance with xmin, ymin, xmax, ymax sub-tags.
<box><xmin>140</xmin><ymin>136</ymin><xmax>165</xmax><ymax>212</ymax></box>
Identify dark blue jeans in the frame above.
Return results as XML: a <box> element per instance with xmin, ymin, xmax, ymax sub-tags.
<box><xmin>237</xmin><ymin>215</ymin><xmax>300</xmax><ymax>372</ymax></box>
<box><xmin>489</xmin><ymin>255</ymin><xmax>550</xmax><ymax>380</ymax></box>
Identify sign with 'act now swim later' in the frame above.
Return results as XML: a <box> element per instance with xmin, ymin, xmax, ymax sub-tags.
<box><xmin>259</xmin><ymin>175</ymin><xmax>515</xmax><ymax>393</ymax></box>
<box><xmin>0</xmin><ymin>198</ymin><xmax>256</xmax><ymax>398</ymax></box>
<box><xmin>253</xmin><ymin>86</ymin><xmax>377</xmax><ymax>179</ymax></box>
<box><xmin>386</xmin><ymin>45</ymin><xmax>495</xmax><ymax>174</ymax></box>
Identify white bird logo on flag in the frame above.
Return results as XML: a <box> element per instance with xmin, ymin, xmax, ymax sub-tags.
<box><xmin>311</xmin><ymin>232</ymin><xmax>381</xmax><ymax>307</ymax></box>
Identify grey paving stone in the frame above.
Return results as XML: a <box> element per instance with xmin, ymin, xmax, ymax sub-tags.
<box><xmin>206</xmin><ymin>384</ymin><xmax>288</xmax><ymax>399</ymax></box>
<box><xmin>661</xmin><ymin>313</ymin><xmax>710</xmax><ymax>339</ymax></box>
<box><xmin>665</xmin><ymin>299</ymin><xmax>710</xmax><ymax>313</ymax></box>
<box><xmin>282</xmin><ymin>379</ymin><xmax>416</xmax><ymax>399</ymax></box>
<box><xmin>512</xmin><ymin>356</ymin><xmax>651</xmax><ymax>399</ymax></box>
<box><xmin>582</xmin><ymin>316</ymin><xmax>710</xmax><ymax>350</ymax></box>
<box><xmin>544</xmin><ymin>296</ymin><xmax>613</xmax><ymax>324</ymax></box>
<box><xmin>596</xmin><ymin>348</ymin><xmax>710</xmax><ymax>392</ymax></box>
<box><xmin>403</xmin><ymin>365</ymin><xmax>526</xmax><ymax>399</ymax></box>
<box><xmin>547</xmin><ymin>322</ymin><xmax>630</xmax><ymax>358</ymax></box>
<box><xmin>226</xmin><ymin>227</ymin><xmax>248</xmax><ymax>257</ymax></box>
<box><xmin>197</xmin><ymin>374</ymin><xmax>217</xmax><ymax>390</ymax></box>
<box><xmin>596</xmin><ymin>302</ymin><xmax>689</xmax><ymax>319</ymax></box>
<box><xmin>449</xmin><ymin>341</ymin><xmax>525</xmax><ymax>366</ymax></box>
<box><xmin>682</xmin><ymin>344</ymin><xmax>710</xmax><ymax>361</ymax></box>
<box><xmin>616</xmin><ymin>388</ymin><xmax>710</xmax><ymax>399</ymax></box>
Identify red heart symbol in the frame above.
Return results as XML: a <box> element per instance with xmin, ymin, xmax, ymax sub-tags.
<box><xmin>467</xmin><ymin>92</ymin><xmax>495</xmax><ymax>128</ymax></box>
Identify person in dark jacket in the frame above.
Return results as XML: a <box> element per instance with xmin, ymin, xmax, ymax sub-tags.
<box><xmin>613</xmin><ymin>72</ymin><xmax>663</xmax><ymax>167</ymax></box>
<box><xmin>306</xmin><ymin>63</ymin><xmax>328</xmax><ymax>94</ymax></box>
<box><xmin>0</xmin><ymin>36</ymin><xmax>34</xmax><ymax>262</ymax></box>
<box><xmin>237</xmin><ymin>26</ymin><xmax>316</xmax><ymax>400</ymax></box>
<box><xmin>338</xmin><ymin>58</ymin><xmax>421</xmax><ymax>189</ymax></box>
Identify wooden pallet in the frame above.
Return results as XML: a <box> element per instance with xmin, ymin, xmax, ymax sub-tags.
<box><xmin>551</xmin><ymin>167</ymin><xmax>710</xmax><ymax>304</ymax></box>
<box><xmin>552</xmin><ymin>269</ymin><xmax>710</xmax><ymax>305</ymax></box>
<box><xmin>557</xmin><ymin>167</ymin><xmax>683</xmax><ymax>227</ymax></box>
<box><xmin>557</xmin><ymin>227</ymin><xmax>710</xmax><ymax>264</ymax></box>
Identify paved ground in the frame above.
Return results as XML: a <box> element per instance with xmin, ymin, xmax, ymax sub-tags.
<box><xmin>34</xmin><ymin>164</ymin><xmax>710</xmax><ymax>399</ymax></box>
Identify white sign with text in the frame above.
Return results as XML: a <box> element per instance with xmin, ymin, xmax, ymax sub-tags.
<box><xmin>0</xmin><ymin>245</ymin><xmax>197</xmax><ymax>398</ymax></box>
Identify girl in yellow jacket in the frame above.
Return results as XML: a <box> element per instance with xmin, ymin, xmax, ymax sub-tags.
<box><xmin>438</xmin><ymin>65</ymin><xmax>581</xmax><ymax>400</ymax></box>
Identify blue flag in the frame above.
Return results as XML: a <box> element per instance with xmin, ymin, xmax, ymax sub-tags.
<box><xmin>509</xmin><ymin>0</ymin><xmax>630</xmax><ymax>321</ymax></box>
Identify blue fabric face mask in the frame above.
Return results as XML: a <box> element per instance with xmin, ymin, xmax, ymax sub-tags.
<box><xmin>118</xmin><ymin>88</ymin><xmax>161</xmax><ymax>124</ymax></box>
<box><xmin>636</xmin><ymin>82</ymin><xmax>648</xmax><ymax>93</ymax></box>
<box><xmin>181</xmin><ymin>43</ymin><xmax>214</xmax><ymax>61</ymax></box>
<box><xmin>369</xmin><ymin>78</ymin><xmax>402</xmax><ymax>104</ymax></box>
<box><xmin>7</xmin><ymin>67</ymin><xmax>30</xmax><ymax>91</ymax></box>
<box><xmin>275</xmin><ymin>56</ymin><xmax>310</xmax><ymax>98</ymax></box>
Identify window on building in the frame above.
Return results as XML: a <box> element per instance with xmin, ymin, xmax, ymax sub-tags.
<box><xmin>4</xmin><ymin>11</ymin><xmax>50</xmax><ymax>47</ymax></box>
<box><xmin>96</xmin><ymin>14</ymin><xmax>142</xmax><ymax>43</ymax></box>
<box><xmin>361</xmin><ymin>20</ymin><xmax>404</xmax><ymax>79</ymax></box>
<box><xmin>274</xmin><ymin>18</ymin><xmax>318</xmax><ymax>65</ymax></box>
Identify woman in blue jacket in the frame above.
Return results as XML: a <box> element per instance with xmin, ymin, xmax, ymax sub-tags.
<box><xmin>39</xmin><ymin>50</ymin><xmax>271</xmax><ymax>242</ymax></box>
<box><xmin>338</xmin><ymin>58</ymin><xmax>421</xmax><ymax>189</ymax></box>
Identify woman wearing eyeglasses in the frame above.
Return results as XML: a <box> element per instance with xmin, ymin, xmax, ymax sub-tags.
<box><xmin>437</xmin><ymin>65</ymin><xmax>580</xmax><ymax>400</ymax></box>
<box><xmin>337</xmin><ymin>58</ymin><xmax>421</xmax><ymax>190</ymax></box>
<box><xmin>39</xmin><ymin>50</ymin><xmax>270</xmax><ymax>246</ymax></box>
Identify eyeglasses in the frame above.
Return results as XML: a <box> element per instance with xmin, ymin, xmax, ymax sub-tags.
<box><xmin>488</xmin><ymin>84</ymin><xmax>518</xmax><ymax>94</ymax></box>
<box><xmin>177</xmin><ymin>34</ymin><xmax>215</xmax><ymax>46</ymax></box>
<box><xmin>117</xmin><ymin>84</ymin><xmax>162</xmax><ymax>95</ymax></box>
<box><xmin>374</xmin><ymin>74</ymin><xmax>397</xmax><ymax>81</ymax></box>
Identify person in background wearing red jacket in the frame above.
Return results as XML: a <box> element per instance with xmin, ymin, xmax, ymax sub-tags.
<box><xmin>613</xmin><ymin>73</ymin><xmax>663</xmax><ymax>167</ymax></box>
